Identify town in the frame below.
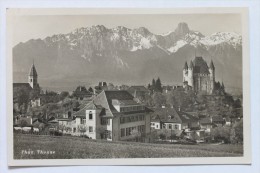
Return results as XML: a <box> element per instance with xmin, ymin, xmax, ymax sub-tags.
<box><xmin>13</xmin><ymin>56</ymin><xmax>243</xmax><ymax>145</ymax></box>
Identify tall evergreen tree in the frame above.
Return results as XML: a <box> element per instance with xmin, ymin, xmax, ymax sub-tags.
<box><xmin>152</xmin><ymin>78</ymin><xmax>156</xmax><ymax>88</ymax></box>
<box><xmin>155</xmin><ymin>77</ymin><xmax>162</xmax><ymax>92</ymax></box>
<box><xmin>147</xmin><ymin>83</ymin><xmax>151</xmax><ymax>90</ymax></box>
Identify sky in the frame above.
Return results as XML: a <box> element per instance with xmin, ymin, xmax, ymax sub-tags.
<box><xmin>12</xmin><ymin>13</ymin><xmax>242</xmax><ymax>46</ymax></box>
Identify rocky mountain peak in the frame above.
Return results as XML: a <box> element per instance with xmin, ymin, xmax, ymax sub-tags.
<box><xmin>135</xmin><ymin>27</ymin><xmax>151</xmax><ymax>37</ymax></box>
<box><xmin>174</xmin><ymin>22</ymin><xmax>190</xmax><ymax>37</ymax></box>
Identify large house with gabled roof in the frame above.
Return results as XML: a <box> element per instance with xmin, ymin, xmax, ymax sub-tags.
<box><xmin>72</xmin><ymin>90</ymin><xmax>152</xmax><ymax>142</ymax></box>
<box><xmin>151</xmin><ymin>107</ymin><xmax>199</xmax><ymax>131</ymax></box>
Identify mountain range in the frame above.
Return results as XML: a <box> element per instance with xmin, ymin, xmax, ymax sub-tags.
<box><xmin>13</xmin><ymin>22</ymin><xmax>242</xmax><ymax>93</ymax></box>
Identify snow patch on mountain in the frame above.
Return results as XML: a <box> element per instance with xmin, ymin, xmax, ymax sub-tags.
<box><xmin>200</xmin><ymin>32</ymin><xmax>242</xmax><ymax>49</ymax></box>
<box><xmin>167</xmin><ymin>40</ymin><xmax>187</xmax><ymax>53</ymax></box>
<box><xmin>140</xmin><ymin>37</ymin><xmax>153</xmax><ymax>49</ymax></box>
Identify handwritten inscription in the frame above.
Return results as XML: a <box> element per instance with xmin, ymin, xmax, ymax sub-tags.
<box><xmin>21</xmin><ymin>149</ymin><xmax>55</xmax><ymax>155</ymax></box>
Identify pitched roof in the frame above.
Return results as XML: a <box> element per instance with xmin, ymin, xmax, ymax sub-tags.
<box><xmin>113</xmin><ymin>99</ymin><xmax>139</xmax><ymax>106</ymax></box>
<box><xmin>104</xmin><ymin>90</ymin><xmax>134</xmax><ymax>100</ymax></box>
<box><xmin>128</xmin><ymin>86</ymin><xmax>149</xmax><ymax>92</ymax></box>
<box><xmin>193</xmin><ymin>56</ymin><xmax>209</xmax><ymax>74</ymax></box>
<box><xmin>73</xmin><ymin>101</ymin><xmax>103</xmax><ymax>117</ymax></box>
<box><xmin>95</xmin><ymin>90</ymin><xmax>146</xmax><ymax>115</ymax></box>
<box><xmin>178</xmin><ymin>111</ymin><xmax>199</xmax><ymax>123</ymax></box>
<box><xmin>151</xmin><ymin>107</ymin><xmax>182</xmax><ymax>123</ymax></box>
<box><xmin>29</xmin><ymin>64</ymin><xmax>38</xmax><ymax>77</ymax></box>
<box><xmin>13</xmin><ymin>83</ymin><xmax>32</xmax><ymax>89</ymax></box>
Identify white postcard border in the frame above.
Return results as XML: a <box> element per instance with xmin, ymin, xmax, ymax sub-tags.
<box><xmin>6</xmin><ymin>7</ymin><xmax>251</xmax><ymax>166</ymax></box>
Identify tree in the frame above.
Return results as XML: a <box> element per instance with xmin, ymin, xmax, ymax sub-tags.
<box><xmin>147</xmin><ymin>83</ymin><xmax>151</xmax><ymax>90</ymax></box>
<box><xmin>29</xmin><ymin>89</ymin><xmax>40</xmax><ymax>100</ymax></box>
<box><xmin>13</xmin><ymin>86</ymin><xmax>30</xmax><ymax>113</ymax></box>
<box><xmin>230</xmin><ymin>119</ymin><xmax>243</xmax><ymax>144</ymax></box>
<box><xmin>211</xmin><ymin>126</ymin><xmax>232</xmax><ymax>143</ymax></box>
<box><xmin>155</xmin><ymin>77</ymin><xmax>163</xmax><ymax>92</ymax></box>
<box><xmin>78</xmin><ymin>124</ymin><xmax>87</xmax><ymax>136</ymax></box>
<box><xmin>130</xmin><ymin>129</ymin><xmax>141</xmax><ymax>142</ymax></box>
<box><xmin>59</xmin><ymin>91</ymin><xmax>69</xmax><ymax>101</ymax></box>
<box><xmin>153</xmin><ymin>92</ymin><xmax>166</xmax><ymax>108</ymax></box>
<box><xmin>73</xmin><ymin>101</ymin><xmax>80</xmax><ymax>109</ymax></box>
<box><xmin>150</xmin><ymin>78</ymin><xmax>156</xmax><ymax>93</ymax></box>
<box><xmin>88</xmin><ymin>87</ymin><xmax>94</xmax><ymax>93</ymax></box>
<box><xmin>108</xmin><ymin>83</ymin><xmax>115</xmax><ymax>90</ymax></box>
<box><xmin>152</xmin><ymin>79</ymin><xmax>156</xmax><ymax>88</ymax></box>
<box><xmin>233</xmin><ymin>99</ymin><xmax>242</xmax><ymax>108</ymax></box>
<box><xmin>20</xmin><ymin>119</ymin><xmax>28</xmax><ymax>127</ymax></box>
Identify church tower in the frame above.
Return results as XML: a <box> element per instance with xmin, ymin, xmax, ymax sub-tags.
<box><xmin>28</xmin><ymin>62</ymin><xmax>38</xmax><ymax>89</ymax></box>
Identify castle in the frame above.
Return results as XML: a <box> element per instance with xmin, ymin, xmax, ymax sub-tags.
<box><xmin>183</xmin><ymin>56</ymin><xmax>215</xmax><ymax>94</ymax></box>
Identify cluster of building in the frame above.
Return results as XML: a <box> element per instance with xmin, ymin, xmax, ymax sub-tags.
<box><xmin>13</xmin><ymin>56</ymin><xmax>238</xmax><ymax>143</ymax></box>
<box><xmin>150</xmin><ymin>106</ymin><xmax>236</xmax><ymax>142</ymax></box>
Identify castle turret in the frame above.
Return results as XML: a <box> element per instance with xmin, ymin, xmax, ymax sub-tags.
<box><xmin>28</xmin><ymin>62</ymin><xmax>38</xmax><ymax>89</ymax></box>
<box><xmin>187</xmin><ymin>60</ymin><xmax>194</xmax><ymax>88</ymax></box>
<box><xmin>209</xmin><ymin>60</ymin><xmax>215</xmax><ymax>93</ymax></box>
<box><xmin>183</xmin><ymin>61</ymin><xmax>188</xmax><ymax>82</ymax></box>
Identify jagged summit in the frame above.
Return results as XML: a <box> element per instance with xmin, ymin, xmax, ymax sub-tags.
<box><xmin>174</xmin><ymin>22</ymin><xmax>190</xmax><ymax>37</ymax></box>
<box><xmin>13</xmin><ymin>22</ymin><xmax>242</xmax><ymax>91</ymax></box>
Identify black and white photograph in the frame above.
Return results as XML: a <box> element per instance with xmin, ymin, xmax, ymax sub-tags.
<box><xmin>6</xmin><ymin>8</ymin><xmax>250</xmax><ymax>166</ymax></box>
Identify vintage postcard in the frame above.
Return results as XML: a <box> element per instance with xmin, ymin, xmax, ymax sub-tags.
<box><xmin>6</xmin><ymin>8</ymin><xmax>250</xmax><ymax>166</ymax></box>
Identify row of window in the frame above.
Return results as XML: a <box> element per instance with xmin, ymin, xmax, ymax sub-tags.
<box><xmin>120</xmin><ymin>106</ymin><xmax>145</xmax><ymax>112</ymax></box>
<box><xmin>120</xmin><ymin>115</ymin><xmax>145</xmax><ymax>124</ymax></box>
<box><xmin>120</xmin><ymin>125</ymin><xmax>145</xmax><ymax>137</ymax></box>
<box><xmin>162</xmin><ymin>124</ymin><xmax>179</xmax><ymax>130</ymax></box>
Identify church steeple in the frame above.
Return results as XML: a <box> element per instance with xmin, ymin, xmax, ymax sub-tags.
<box><xmin>28</xmin><ymin>61</ymin><xmax>38</xmax><ymax>89</ymax></box>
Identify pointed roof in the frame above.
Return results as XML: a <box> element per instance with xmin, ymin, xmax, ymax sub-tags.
<box><xmin>29</xmin><ymin>63</ymin><xmax>38</xmax><ymax>77</ymax></box>
<box><xmin>188</xmin><ymin>60</ymin><xmax>194</xmax><ymax>69</ymax></box>
<box><xmin>193</xmin><ymin>56</ymin><xmax>209</xmax><ymax>74</ymax></box>
<box><xmin>183</xmin><ymin>61</ymin><xmax>188</xmax><ymax>70</ymax></box>
<box><xmin>209</xmin><ymin>60</ymin><xmax>215</xmax><ymax>70</ymax></box>
<box><xmin>73</xmin><ymin>101</ymin><xmax>103</xmax><ymax>117</ymax></box>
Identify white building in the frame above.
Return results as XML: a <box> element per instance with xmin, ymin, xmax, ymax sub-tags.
<box><xmin>72</xmin><ymin>90</ymin><xmax>152</xmax><ymax>142</ymax></box>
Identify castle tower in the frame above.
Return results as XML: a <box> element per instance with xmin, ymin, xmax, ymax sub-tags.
<box><xmin>28</xmin><ymin>61</ymin><xmax>38</xmax><ymax>89</ymax></box>
<box><xmin>183</xmin><ymin>61</ymin><xmax>188</xmax><ymax>82</ymax></box>
<box><xmin>209</xmin><ymin>60</ymin><xmax>215</xmax><ymax>93</ymax></box>
<box><xmin>188</xmin><ymin>60</ymin><xmax>194</xmax><ymax>88</ymax></box>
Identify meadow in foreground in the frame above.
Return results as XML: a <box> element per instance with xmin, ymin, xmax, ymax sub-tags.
<box><xmin>13</xmin><ymin>134</ymin><xmax>243</xmax><ymax>159</ymax></box>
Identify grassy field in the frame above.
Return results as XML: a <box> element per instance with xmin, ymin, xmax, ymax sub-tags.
<box><xmin>13</xmin><ymin>134</ymin><xmax>243</xmax><ymax>159</ymax></box>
